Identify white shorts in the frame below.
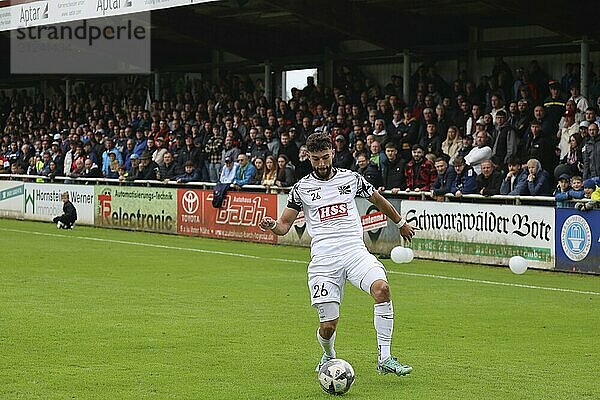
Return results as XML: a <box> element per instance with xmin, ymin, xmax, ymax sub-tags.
<box><xmin>307</xmin><ymin>247</ymin><xmax>387</xmax><ymax>307</ymax></box>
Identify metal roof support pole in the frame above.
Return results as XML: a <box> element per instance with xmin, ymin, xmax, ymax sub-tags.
<box><xmin>264</xmin><ymin>60</ymin><xmax>272</xmax><ymax>101</ymax></box>
<box><xmin>403</xmin><ymin>50</ymin><xmax>410</xmax><ymax>105</ymax></box>
<box><xmin>581</xmin><ymin>37</ymin><xmax>590</xmax><ymax>100</ymax></box>
<box><xmin>211</xmin><ymin>50</ymin><xmax>222</xmax><ymax>85</ymax></box>
<box><xmin>154</xmin><ymin>70</ymin><xmax>160</xmax><ymax>102</ymax></box>
<box><xmin>468</xmin><ymin>26</ymin><xmax>479</xmax><ymax>84</ymax></box>
<box><xmin>323</xmin><ymin>47</ymin><xmax>334</xmax><ymax>91</ymax></box>
<box><xmin>65</xmin><ymin>79</ymin><xmax>70</xmax><ymax>110</ymax></box>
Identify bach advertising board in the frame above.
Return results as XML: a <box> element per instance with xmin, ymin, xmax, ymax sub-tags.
<box><xmin>95</xmin><ymin>186</ymin><xmax>177</xmax><ymax>233</ymax></box>
<box><xmin>0</xmin><ymin>181</ymin><xmax>25</xmax><ymax>218</ymax></box>
<box><xmin>400</xmin><ymin>200</ymin><xmax>555</xmax><ymax>270</ymax></box>
<box><xmin>23</xmin><ymin>182</ymin><xmax>95</xmax><ymax>224</ymax></box>
<box><xmin>555</xmin><ymin>208</ymin><xmax>600</xmax><ymax>274</ymax></box>
<box><xmin>177</xmin><ymin>189</ymin><xmax>278</xmax><ymax>244</ymax></box>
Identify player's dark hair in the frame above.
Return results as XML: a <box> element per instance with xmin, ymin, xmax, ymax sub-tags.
<box><xmin>306</xmin><ymin>132</ymin><xmax>332</xmax><ymax>152</ymax></box>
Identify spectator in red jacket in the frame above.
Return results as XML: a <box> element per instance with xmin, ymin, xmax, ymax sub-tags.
<box><xmin>404</xmin><ymin>144</ymin><xmax>437</xmax><ymax>192</ymax></box>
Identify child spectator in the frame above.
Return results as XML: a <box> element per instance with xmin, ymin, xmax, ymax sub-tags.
<box><xmin>575</xmin><ymin>178</ymin><xmax>600</xmax><ymax>211</ymax></box>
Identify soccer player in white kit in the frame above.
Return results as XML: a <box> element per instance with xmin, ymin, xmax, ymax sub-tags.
<box><xmin>259</xmin><ymin>132</ymin><xmax>417</xmax><ymax>376</ymax></box>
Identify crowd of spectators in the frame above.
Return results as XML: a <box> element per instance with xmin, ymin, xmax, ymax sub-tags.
<box><xmin>0</xmin><ymin>58</ymin><xmax>599</xmax><ymax>205</ymax></box>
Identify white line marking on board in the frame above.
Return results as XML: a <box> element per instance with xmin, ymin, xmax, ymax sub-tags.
<box><xmin>1</xmin><ymin>227</ymin><xmax>598</xmax><ymax>296</ymax></box>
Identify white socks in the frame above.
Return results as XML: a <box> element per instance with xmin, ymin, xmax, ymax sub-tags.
<box><xmin>374</xmin><ymin>301</ymin><xmax>394</xmax><ymax>363</ymax></box>
<box><xmin>317</xmin><ymin>328</ymin><xmax>336</xmax><ymax>358</ymax></box>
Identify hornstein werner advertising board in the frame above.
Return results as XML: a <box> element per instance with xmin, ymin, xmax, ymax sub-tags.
<box><xmin>24</xmin><ymin>183</ymin><xmax>95</xmax><ymax>224</ymax></box>
<box><xmin>177</xmin><ymin>189</ymin><xmax>278</xmax><ymax>244</ymax></box>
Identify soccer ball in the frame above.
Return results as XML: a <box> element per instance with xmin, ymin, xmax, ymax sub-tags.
<box><xmin>318</xmin><ymin>358</ymin><xmax>355</xmax><ymax>395</ymax></box>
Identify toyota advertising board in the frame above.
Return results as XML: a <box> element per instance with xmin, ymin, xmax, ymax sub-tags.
<box><xmin>177</xmin><ymin>189</ymin><xmax>278</xmax><ymax>244</ymax></box>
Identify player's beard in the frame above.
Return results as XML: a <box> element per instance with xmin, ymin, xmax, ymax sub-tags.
<box><xmin>314</xmin><ymin>164</ymin><xmax>332</xmax><ymax>180</ymax></box>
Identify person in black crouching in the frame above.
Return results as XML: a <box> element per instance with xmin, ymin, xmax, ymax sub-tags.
<box><xmin>53</xmin><ymin>192</ymin><xmax>77</xmax><ymax>229</ymax></box>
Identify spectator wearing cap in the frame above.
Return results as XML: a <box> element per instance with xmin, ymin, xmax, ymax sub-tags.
<box><xmin>575</xmin><ymin>178</ymin><xmax>600</xmax><ymax>211</ymax></box>
<box><xmin>50</xmin><ymin>141</ymin><xmax>64</xmax><ymax>175</ymax></box>
<box><xmin>544</xmin><ymin>80</ymin><xmax>565</xmax><ymax>130</ymax></box>
<box><xmin>127</xmin><ymin>153</ymin><xmax>141</xmax><ymax>174</ymax></box>
<box><xmin>218</xmin><ymin>156</ymin><xmax>238</xmax><ymax>184</ymax></box>
<box><xmin>101</xmin><ymin>137</ymin><xmax>122</xmax><ymax>177</ymax></box>
<box><xmin>583</xmin><ymin>122</ymin><xmax>600</xmax><ymax>179</ymax></box>
<box><xmin>332</xmin><ymin>135</ymin><xmax>353</xmax><ymax>170</ymax></box>
<box><xmin>555</xmin><ymin>133</ymin><xmax>584</xmax><ymax>180</ymax></box>
<box><xmin>404</xmin><ymin>144</ymin><xmax>437</xmax><ymax>191</ymax></box>
<box><xmin>554</xmin><ymin>174</ymin><xmax>585</xmax><ymax>208</ymax></box>
<box><xmin>554</xmin><ymin>173</ymin><xmax>572</xmax><ymax>208</ymax></box>
<box><xmin>450</xmin><ymin>155</ymin><xmax>477</xmax><ymax>197</ymax></box>
<box><xmin>456</xmin><ymin>133</ymin><xmax>474</xmax><ymax>160</ymax></box>
<box><xmin>526</xmin><ymin>120</ymin><xmax>557</xmax><ymax>177</ymax></box>
<box><xmin>176</xmin><ymin>161</ymin><xmax>200</xmax><ymax>184</ymax></box>
<box><xmin>250</xmin><ymin>134</ymin><xmax>271</xmax><ymax>161</ymax></box>
<box><xmin>491</xmin><ymin>110</ymin><xmax>519</xmax><ymax>173</ymax></box>
<box><xmin>136</xmin><ymin>150</ymin><xmax>159</xmax><ymax>180</ymax></box>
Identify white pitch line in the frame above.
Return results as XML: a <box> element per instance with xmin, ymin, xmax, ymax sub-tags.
<box><xmin>387</xmin><ymin>270</ymin><xmax>600</xmax><ymax>296</ymax></box>
<box><xmin>1</xmin><ymin>227</ymin><xmax>598</xmax><ymax>296</ymax></box>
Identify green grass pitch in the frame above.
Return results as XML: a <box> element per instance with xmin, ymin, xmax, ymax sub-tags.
<box><xmin>0</xmin><ymin>219</ymin><xmax>598</xmax><ymax>399</ymax></box>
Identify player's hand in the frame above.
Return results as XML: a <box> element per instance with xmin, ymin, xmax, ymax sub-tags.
<box><xmin>399</xmin><ymin>223</ymin><xmax>418</xmax><ymax>242</ymax></box>
<box><xmin>259</xmin><ymin>216</ymin><xmax>276</xmax><ymax>231</ymax></box>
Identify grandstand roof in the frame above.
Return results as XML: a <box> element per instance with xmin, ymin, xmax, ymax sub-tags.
<box><xmin>0</xmin><ymin>0</ymin><xmax>595</xmax><ymax>75</ymax></box>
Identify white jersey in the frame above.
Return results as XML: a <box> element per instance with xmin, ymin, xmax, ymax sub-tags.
<box><xmin>287</xmin><ymin>168</ymin><xmax>375</xmax><ymax>257</ymax></box>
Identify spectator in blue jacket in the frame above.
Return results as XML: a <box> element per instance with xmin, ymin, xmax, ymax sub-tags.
<box><xmin>450</xmin><ymin>155</ymin><xmax>477</xmax><ymax>197</ymax></box>
<box><xmin>430</xmin><ymin>157</ymin><xmax>456</xmax><ymax>200</ymax></box>
<box><xmin>500</xmin><ymin>157</ymin><xmax>529</xmax><ymax>195</ymax></box>
<box><xmin>526</xmin><ymin>158</ymin><xmax>553</xmax><ymax>196</ymax></box>
<box><xmin>231</xmin><ymin>153</ymin><xmax>257</xmax><ymax>190</ymax></box>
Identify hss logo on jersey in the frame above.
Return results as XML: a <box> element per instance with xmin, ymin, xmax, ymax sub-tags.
<box><xmin>338</xmin><ymin>184</ymin><xmax>351</xmax><ymax>195</ymax></box>
<box><xmin>318</xmin><ymin>203</ymin><xmax>348</xmax><ymax>221</ymax></box>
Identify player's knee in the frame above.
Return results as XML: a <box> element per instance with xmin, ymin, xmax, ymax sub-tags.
<box><xmin>370</xmin><ymin>280</ymin><xmax>390</xmax><ymax>302</ymax></box>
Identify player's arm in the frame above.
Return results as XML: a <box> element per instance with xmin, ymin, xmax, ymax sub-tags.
<box><xmin>259</xmin><ymin>207</ymin><xmax>299</xmax><ymax>236</ymax></box>
<box><xmin>367</xmin><ymin>190</ymin><xmax>417</xmax><ymax>242</ymax></box>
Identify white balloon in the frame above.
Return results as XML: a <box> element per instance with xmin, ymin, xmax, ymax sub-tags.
<box><xmin>509</xmin><ymin>256</ymin><xmax>528</xmax><ymax>274</ymax></box>
<box><xmin>404</xmin><ymin>248</ymin><xmax>414</xmax><ymax>263</ymax></box>
<box><xmin>391</xmin><ymin>246</ymin><xmax>408</xmax><ymax>263</ymax></box>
